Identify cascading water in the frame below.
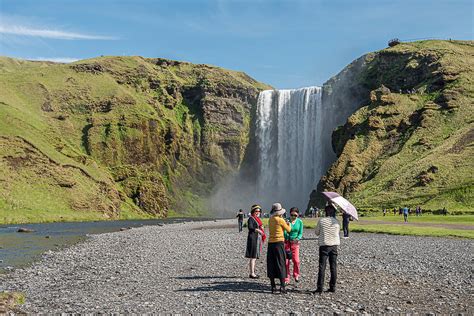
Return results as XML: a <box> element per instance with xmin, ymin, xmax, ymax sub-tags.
<box><xmin>255</xmin><ymin>86</ymin><xmax>324</xmax><ymax>211</ymax></box>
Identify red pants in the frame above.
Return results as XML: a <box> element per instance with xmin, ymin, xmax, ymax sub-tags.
<box><xmin>284</xmin><ymin>241</ymin><xmax>300</xmax><ymax>282</ymax></box>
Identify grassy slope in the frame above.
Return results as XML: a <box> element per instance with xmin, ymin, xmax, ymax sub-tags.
<box><xmin>0</xmin><ymin>58</ymin><xmax>144</xmax><ymax>223</ymax></box>
<box><xmin>326</xmin><ymin>40</ymin><xmax>474</xmax><ymax>211</ymax></box>
<box><xmin>0</xmin><ymin>56</ymin><xmax>269</xmax><ymax>224</ymax></box>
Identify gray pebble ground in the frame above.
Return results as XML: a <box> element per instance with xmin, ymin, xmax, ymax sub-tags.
<box><xmin>1</xmin><ymin>219</ymin><xmax>473</xmax><ymax>314</ymax></box>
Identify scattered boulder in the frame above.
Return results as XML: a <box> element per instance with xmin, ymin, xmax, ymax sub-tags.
<box><xmin>17</xmin><ymin>228</ymin><xmax>35</xmax><ymax>233</ymax></box>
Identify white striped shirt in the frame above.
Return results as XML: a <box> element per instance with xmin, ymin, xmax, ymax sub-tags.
<box><xmin>315</xmin><ymin>217</ymin><xmax>340</xmax><ymax>246</ymax></box>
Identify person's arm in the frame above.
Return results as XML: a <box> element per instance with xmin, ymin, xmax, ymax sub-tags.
<box><xmin>315</xmin><ymin>219</ymin><xmax>320</xmax><ymax>237</ymax></box>
<box><xmin>297</xmin><ymin>219</ymin><xmax>303</xmax><ymax>240</ymax></box>
<box><xmin>248</xmin><ymin>217</ymin><xmax>257</xmax><ymax>232</ymax></box>
<box><xmin>281</xmin><ymin>217</ymin><xmax>291</xmax><ymax>233</ymax></box>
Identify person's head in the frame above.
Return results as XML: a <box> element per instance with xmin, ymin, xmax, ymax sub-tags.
<box><xmin>239</xmin><ymin>209</ymin><xmax>243</xmax><ymax>213</ymax></box>
<box><xmin>325</xmin><ymin>204</ymin><xmax>337</xmax><ymax>217</ymax></box>
<box><xmin>250</xmin><ymin>204</ymin><xmax>261</xmax><ymax>216</ymax></box>
<box><xmin>270</xmin><ymin>202</ymin><xmax>286</xmax><ymax>217</ymax></box>
<box><xmin>290</xmin><ymin>207</ymin><xmax>299</xmax><ymax>219</ymax></box>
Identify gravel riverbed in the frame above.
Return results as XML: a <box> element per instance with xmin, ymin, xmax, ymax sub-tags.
<box><xmin>1</xmin><ymin>219</ymin><xmax>472</xmax><ymax>314</ymax></box>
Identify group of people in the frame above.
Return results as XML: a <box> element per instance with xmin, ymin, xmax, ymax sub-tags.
<box><xmin>382</xmin><ymin>206</ymin><xmax>424</xmax><ymax>222</ymax></box>
<box><xmin>242</xmin><ymin>203</ymin><xmax>341</xmax><ymax>294</ymax></box>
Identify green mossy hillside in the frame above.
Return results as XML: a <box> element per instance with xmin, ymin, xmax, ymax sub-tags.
<box><xmin>0</xmin><ymin>56</ymin><xmax>270</xmax><ymax>223</ymax></box>
<box><xmin>316</xmin><ymin>40</ymin><xmax>474</xmax><ymax>212</ymax></box>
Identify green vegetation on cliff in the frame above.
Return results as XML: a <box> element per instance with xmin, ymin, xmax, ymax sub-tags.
<box><xmin>317</xmin><ymin>40</ymin><xmax>474</xmax><ymax>212</ymax></box>
<box><xmin>0</xmin><ymin>56</ymin><xmax>270</xmax><ymax>223</ymax></box>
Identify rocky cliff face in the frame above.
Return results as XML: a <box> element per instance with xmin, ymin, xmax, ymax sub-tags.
<box><xmin>0</xmin><ymin>56</ymin><xmax>269</xmax><ymax>222</ymax></box>
<box><xmin>312</xmin><ymin>40</ymin><xmax>474</xmax><ymax>211</ymax></box>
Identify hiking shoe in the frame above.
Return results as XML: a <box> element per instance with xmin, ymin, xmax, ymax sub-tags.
<box><xmin>313</xmin><ymin>288</ymin><xmax>323</xmax><ymax>294</ymax></box>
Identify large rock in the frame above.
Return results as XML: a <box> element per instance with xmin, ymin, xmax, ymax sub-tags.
<box><xmin>311</xmin><ymin>40</ymin><xmax>474</xmax><ymax>211</ymax></box>
<box><xmin>0</xmin><ymin>56</ymin><xmax>270</xmax><ymax>220</ymax></box>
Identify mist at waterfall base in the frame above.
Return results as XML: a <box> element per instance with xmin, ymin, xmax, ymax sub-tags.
<box><xmin>210</xmin><ymin>86</ymin><xmax>334</xmax><ymax>217</ymax></box>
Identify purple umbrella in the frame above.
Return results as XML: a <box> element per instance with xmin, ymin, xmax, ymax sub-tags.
<box><xmin>321</xmin><ymin>191</ymin><xmax>359</xmax><ymax>220</ymax></box>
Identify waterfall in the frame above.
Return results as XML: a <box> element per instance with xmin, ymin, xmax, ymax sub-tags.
<box><xmin>255</xmin><ymin>86</ymin><xmax>323</xmax><ymax>211</ymax></box>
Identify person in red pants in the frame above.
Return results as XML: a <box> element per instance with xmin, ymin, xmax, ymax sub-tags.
<box><xmin>284</xmin><ymin>207</ymin><xmax>303</xmax><ymax>284</ymax></box>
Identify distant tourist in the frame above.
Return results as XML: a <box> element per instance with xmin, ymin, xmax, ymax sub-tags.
<box><xmin>267</xmin><ymin>203</ymin><xmax>291</xmax><ymax>294</ymax></box>
<box><xmin>284</xmin><ymin>207</ymin><xmax>303</xmax><ymax>285</ymax></box>
<box><xmin>245</xmin><ymin>205</ymin><xmax>266</xmax><ymax>278</ymax></box>
<box><xmin>442</xmin><ymin>207</ymin><xmax>448</xmax><ymax>216</ymax></box>
<box><xmin>342</xmin><ymin>212</ymin><xmax>351</xmax><ymax>239</ymax></box>
<box><xmin>314</xmin><ymin>204</ymin><xmax>340</xmax><ymax>293</ymax></box>
<box><xmin>383</xmin><ymin>208</ymin><xmax>387</xmax><ymax>216</ymax></box>
<box><xmin>236</xmin><ymin>209</ymin><xmax>245</xmax><ymax>232</ymax></box>
<box><xmin>403</xmin><ymin>206</ymin><xmax>409</xmax><ymax>222</ymax></box>
<box><xmin>415</xmin><ymin>206</ymin><xmax>422</xmax><ymax>216</ymax></box>
<box><xmin>393</xmin><ymin>208</ymin><xmax>397</xmax><ymax>216</ymax></box>
<box><xmin>315</xmin><ymin>207</ymin><xmax>320</xmax><ymax>218</ymax></box>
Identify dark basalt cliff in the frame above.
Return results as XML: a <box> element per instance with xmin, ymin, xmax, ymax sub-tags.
<box><xmin>311</xmin><ymin>40</ymin><xmax>474</xmax><ymax>211</ymax></box>
<box><xmin>0</xmin><ymin>56</ymin><xmax>270</xmax><ymax>222</ymax></box>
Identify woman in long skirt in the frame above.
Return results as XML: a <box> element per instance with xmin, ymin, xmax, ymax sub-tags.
<box><xmin>245</xmin><ymin>204</ymin><xmax>266</xmax><ymax>278</ymax></box>
<box><xmin>267</xmin><ymin>203</ymin><xmax>291</xmax><ymax>293</ymax></box>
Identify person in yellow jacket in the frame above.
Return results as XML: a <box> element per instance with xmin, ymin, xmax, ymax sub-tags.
<box><xmin>267</xmin><ymin>203</ymin><xmax>291</xmax><ymax>294</ymax></box>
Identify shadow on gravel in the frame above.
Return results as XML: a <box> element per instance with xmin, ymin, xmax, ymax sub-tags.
<box><xmin>176</xmin><ymin>280</ymin><xmax>268</xmax><ymax>293</ymax></box>
<box><xmin>176</xmin><ymin>280</ymin><xmax>315</xmax><ymax>295</ymax></box>
<box><xmin>175</xmin><ymin>276</ymin><xmax>240</xmax><ymax>280</ymax></box>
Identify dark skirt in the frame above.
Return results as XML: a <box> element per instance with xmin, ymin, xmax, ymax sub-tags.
<box><xmin>245</xmin><ymin>232</ymin><xmax>260</xmax><ymax>258</ymax></box>
<box><xmin>267</xmin><ymin>242</ymin><xmax>287</xmax><ymax>279</ymax></box>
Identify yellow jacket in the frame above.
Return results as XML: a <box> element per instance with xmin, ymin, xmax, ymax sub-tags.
<box><xmin>268</xmin><ymin>216</ymin><xmax>291</xmax><ymax>243</ymax></box>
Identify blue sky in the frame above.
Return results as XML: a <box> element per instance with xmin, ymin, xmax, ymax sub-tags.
<box><xmin>0</xmin><ymin>0</ymin><xmax>472</xmax><ymax>88</ymax></box>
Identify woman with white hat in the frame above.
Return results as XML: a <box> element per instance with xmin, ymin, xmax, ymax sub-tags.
<box><xmin>267</xmin><ymin>202</ymin><xmax>291</xmax><ymax>294</ymax></box>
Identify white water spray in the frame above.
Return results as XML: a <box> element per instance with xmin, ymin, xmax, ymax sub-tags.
<box><xmin>255</xmin><ymin>87</ymin><xmax>324</xmax><ymax>210</ymax></box>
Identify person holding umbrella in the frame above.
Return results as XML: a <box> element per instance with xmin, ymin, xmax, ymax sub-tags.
<box><xmin>314</xmin><ymin>204</ymin><xmax>340</xmax><ymax>293</ymax></box>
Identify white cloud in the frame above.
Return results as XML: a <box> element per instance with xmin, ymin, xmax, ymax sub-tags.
<box><xmin>0</xmin><ymin>24</ymin><xmax>117</xmax><ymax>40</ymax></box>
<box><xmin>23</xmin><ymin>57</ymin><xmax>80</xmax><ymax>63</ymax></box>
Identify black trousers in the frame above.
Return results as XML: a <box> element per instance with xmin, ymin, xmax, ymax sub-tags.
<box><xmin>267</xmin><ymin>242</ymin><xmax>287</xmax><ymax>279</ymax></box>
<box><xmin>238</xmin><ymin>221</ymin><xmax>243</xmax><ymax>232</ymax></box>
<box><xmin>342</xmin><ymin>217</ymin><xmax>350</xmax><ymax>237</ymax></box>
<box><xmin>317</xmin><ymin>245</ymin><xmax>338</xmax><ymax>290</ymax></box>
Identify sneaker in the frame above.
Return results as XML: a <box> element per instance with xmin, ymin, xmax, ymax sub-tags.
<box><xmin>295</xmin><ymin>278</ymin><xmax>300</xmax><ymax>283</ymax></box>
<box><xmin>313</xmin><ymin>288</ymin><xmax>323</xmax><ymax>294</ymax></box>
<box><xmin>327</xmin><ymin>288</ymin><xmax>336</xmax><ymax>293</ymax></box>
<box><xmin>249</xmin><ymin>274</ymin><xmax>260</xmax><ymax>279</ymax></box>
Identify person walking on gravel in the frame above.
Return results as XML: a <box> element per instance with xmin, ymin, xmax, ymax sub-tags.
<box><xmin>342</xmin><ymin>212</ymin><xmax>351</xmax><ymax>238</ymax></box>
<box><xmin>314</xmin><ymin>204</ymin><xmax>340</xmax><ymax>293</ymax></box>
<box><xmin>245</xmin><ymin>205</ymin><xmax>266</xmax><ymax>278</ymax></box>
<box><xmin>267</xmin><ymin>203</ymin><xmax>291</xmax><ymax>294</ymax></box>
<box><xmin>284</xmin><ymin>207</ymin><xmax>303</xmax><ymax>285</ymax></box>
<box><xmin>236</xmin><ymin>209</ymin><xmax>245</xmax><ymax>232</ymax></box>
